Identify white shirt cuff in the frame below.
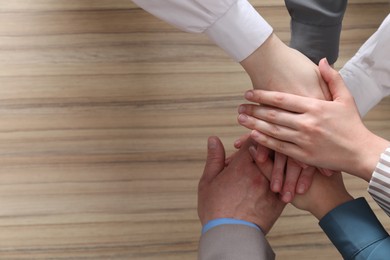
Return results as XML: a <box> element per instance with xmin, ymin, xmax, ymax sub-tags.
<box><xmin>205</xmin><ymin>0</ymin><xmax>273</xmax><ymax>62</ymax></box>
<box><xmin>340</xmin><ymin>62</ymin><xmax>384</xmax><ymax>117</ymax></box>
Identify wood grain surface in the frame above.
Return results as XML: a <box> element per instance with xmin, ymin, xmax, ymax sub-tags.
<box><xmin>0</xmin><ymin>1</ymin><xmax>389</xmax><ymax>259</ymax></box>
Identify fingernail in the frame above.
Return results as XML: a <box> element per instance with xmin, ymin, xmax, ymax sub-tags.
<box><xmin>208</xmin><ymin>137</ymin><xmax>217</xmax><ymax>149</ymax></box>
<box><xmin>282</xmin><ymin>192</ymin><xmax>292</xmax><ymax>203</ymax></box>
<box><xmin>234</xmin><ymin>139</ymin><xmax>241</xmax><ymax>147</ymax></box>
<box><xmin>238</xmin><ymin>114</ymin><xmax>248</xmax><ymax>123</ymax></box>
<box><xmin>272</xmin><ymin>180</ymin><xmax>281</xmax><ymax>192</ymax></box>
<box><xmin>238</xmin><ymin>105</ymin><xmax>246</xmax><ymax>114</ymax></box>
<box><xmin>323</xmin><ymin>57</ymin><xmax>329</xmax><ymax>66</ymax></box>
<box><xmin>297</xmin><ymin>184</ymin><xmax>306</xmax><ymax>194</ymax></box>
<box><xmin>245</xmin><ymin>90</ymin><xmax>254</xmax><ymax>99</ymax></box>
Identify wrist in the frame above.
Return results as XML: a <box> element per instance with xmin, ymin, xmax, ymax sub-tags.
<box><xmin>240</xmin><ymin>34</ymin><xmax>329</xmax><ymax>100</ymax></box>
<box><xmin>202</xmin><ymin>218</ymin><xmax>261</xmax><ymax>234</ymax></box>
<box><xmin>352</xmin><ymin>133</ymin><xmax>390</xmax><ymax>181</ymax></box>
<box><xmin>310</xmin><ymin>193</ymin><xmax>354</xmax><ymax>220</ymax></box>
<box><xmin>239</xmin><ymin>33</ymin><xmax>283</xmax><ymax>90</ymax></box>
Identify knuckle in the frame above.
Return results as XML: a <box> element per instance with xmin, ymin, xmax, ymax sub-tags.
<box><xmin>272</xmin><ymin>92</ymin><xmax>285</xmax><ymax>106</ymax></box>
<box><xmin>269</xmin><ymin>124</ymin><xmax>281</xmax><ymax>138</ymax></box>
<box><xmin>248</xmin><ymin>117</ymin><xmax>259</xmax><ymax>129</ymax></box>
<box><xmin>298</xmin><ymin>119</ymin><xmax>319</xmax><ymax>134</ymax></box>
<box><xmin>274</xmin><ymin>140</ymin><xmax>286</xmax><ymax>152</ymax></box>
<box><xmin>265</xmin><ymin>109</ymin><xmax>278</xmax><ymax>121</ymax></box>
<box><xmin>307</xmin><ymin>103</ymin><xmax>320</xmax><ymax>113</ymax></box>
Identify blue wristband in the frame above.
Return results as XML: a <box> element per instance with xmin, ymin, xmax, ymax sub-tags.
<box><xmin>202</xmin><ymin>218</ymin><xmax>261</xmax><ymax>234</ymax></box>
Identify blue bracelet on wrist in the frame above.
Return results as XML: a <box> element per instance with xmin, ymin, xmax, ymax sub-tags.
<box><xmin>202</xmin><ymin>218</ymin><xmax>261</xmax><ymax>234</ymax></box>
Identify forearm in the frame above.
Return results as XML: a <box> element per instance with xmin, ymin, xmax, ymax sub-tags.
<box><xmin>134</xmin><ymin>0</ymin><xmax>332</xmax><ymax>100</ymax></box>
<box><xmin>240</xmin><ymin>34</ymin><xmax>331</xmax><ymax>100</ymax></box>
<box><xmin>133</xmin><ymin>0</ymin><xmax>272</xmax><ymax>62</ymax></box>
<box><xmin>352</xmin><ymin>135</ymin><xmax>390</xmax><ymax>182</ymax></box>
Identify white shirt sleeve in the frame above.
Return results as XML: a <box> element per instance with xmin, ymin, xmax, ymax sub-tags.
<box><xmin>340</xmin><ymin>14</ymin><xmax>390</xmax><ymax>117</ymax></box>
<box><xmin>132</xmin><ymin>0</ymin><xmax>273</xmax><ymax>62</ymax></box>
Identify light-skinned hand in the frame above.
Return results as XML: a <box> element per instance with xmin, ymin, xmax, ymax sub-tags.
<box><xmin>234</xmin><ymin>133</ymin><xmax>316</xmax><ymax>203</ymax></box>
<box><xmin>248</xmin><ymin>144</ymin><xmax>353</xmax><ymax>220</ymax></box>
<box><xmin>238</xmin><ymin>58</ymin><xmax>390</xmax><ymax>181</ymax></box>
<box><xmin>240</xmin><ymin>33</ymin><xmax>331</xmax><ymax>100</ymax></box>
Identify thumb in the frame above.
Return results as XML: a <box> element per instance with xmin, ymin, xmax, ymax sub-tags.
<box><xmin>201</xmin><ymin>136</ymin><xmax>225</xmax><ymax>182</ymax></box>
<box><xmin>319</xmin><ymin>58</ymin><xmax>351</xmax><ymax>101</ymax></box>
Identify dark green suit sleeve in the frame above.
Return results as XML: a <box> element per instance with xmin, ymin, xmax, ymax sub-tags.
<box><xmin>319</xmin><ymin>197</ymin><xmax>390</xmax><ymax>260</ymax></box>
<box><xmin>284</xmin><ymin>0</ymin><xmax>348</xmax><ymax>64</ymax></box>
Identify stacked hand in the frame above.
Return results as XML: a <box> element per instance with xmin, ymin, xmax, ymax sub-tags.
<box><xmin>198</xmin><ymin>137</ymin><xmax>285</xmax><ymax>233</ymax></box>
<box><xmin>240</xmin><ymin>33</ymin><xmax>331</xmax><ymax>100</ymax></box>
<box><xmin>249</xmin><ymin>143</ymin><xmax>353</xmax><ymax>220</ymax></box>
<box><xmin>238</xmin><ymin>34</ymin><xmax>339</xmax><ymax>202</ymax></box>
<box><xmin>198</xmin><ymin>135</ymin><xmax>354</xmax><ymax>233</ymax></box>
<box><xmin>237</xmin><ymin>58</ymin><xmax>390</xmax><ymax>181</ymax></box>
<box><xmin>233</xmin><ymin>136</ymin><xmax>316</xmax><ymax>203</ymax></box>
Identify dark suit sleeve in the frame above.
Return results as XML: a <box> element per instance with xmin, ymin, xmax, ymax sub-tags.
<box><xmin>284</xmin><ymin>0</ymin><xmax>348</xmax><ymax>64</ymax></box>
<box><xmin>198</xmin><ymin>224</ymin><xmax>275</xmax><ymax>260</ymax></box>
<box><xmin>319</xmin><ymin>197</ymin><xmax>390</xmax><ymax>259</ymax></box>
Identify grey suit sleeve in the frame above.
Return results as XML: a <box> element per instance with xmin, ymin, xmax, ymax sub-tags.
<box><xmin>284</xmin><ymin>0</ymin><xmax>348</xmax><ymax>64</ymax></box>
<box><xmin>198</xmin><ymin>225</ymin><xmax>275</xmax><ymax>260</ymax></box>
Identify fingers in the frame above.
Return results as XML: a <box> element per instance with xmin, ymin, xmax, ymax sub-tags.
<box><xmin>244</xmin><ymin>89</ymin><xmax>310</xmax><ymax>114</ymax></box>
<box><xmin>295</xmin><ymin>166</ymin><xmax>316</xmax><ymax>194</ymax></box>
<box><xmin>201</xmin><ymin>136</ymin><xmax>225</xmax><ymax>183</ymax></box>
<box><xmin>280</xmin><ymin>158</ymin><xmax>301</xmax><ymax>203</ymax></box>
<box><xmin>319</xmin><ymin>58</ymin><xmax>351</xmax><ymax>101</ymax></box>
<box><xmin>238</xmin><ymin>114</ymin><xmax>298</xmax><ymax>143</ymax></box>
<box><xmin>270</xmin><ymin>152</ymin><xmax>287</xmax><ymax>193</ymax></box>
<box><xmin>249</xmin><ymin>145</ymin><xmax>274</xmax><ymax>181</ymax></box>
<box><xmin>248</xmin><ymin>144</ymin><xmax>269</xmax><ymax>165</ymax></box>
<box><xmin>250</xmin><ymin>145</ymin><xmax>311</xmax><ymax>203</ymax></box>
<box><xmin>234</xmin><ymin>132</ymin><xmax>251</xmax><ymax>149</ymax></box>
<box><xmin>250</xmin><ymin>130</ymin><xmax>303</xmax><ymax>162</ymax></box>
<box><xmin>238</xmin><ymin>104</ymin><xmax>299</xmax><ymax>130</ymax></box>
<box><xmin>318</xmin><ymin>168</ymin><xmax>337</xmax><ymax>177</ymax></box>
<box><xmin>294</xmin><ymin>160</ymin><xmax>309</xmax><ymax>169</ymax></box>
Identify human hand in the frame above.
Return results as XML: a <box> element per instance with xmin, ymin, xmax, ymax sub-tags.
<box><xmin>292</xmin><ymin>172</ymin><xmax>353</xmax><ymax>220</ymax></box>
<box><xmin>238</xmin><ymin>58</ymin><xmax>390</xmax><ymax>181</ymax></box>
<box><xmin>198</xmin><ymin>136</ymin><xmax>285</xmax><ymax>234</ymax></box>
<box><xmin>240</xmin><ymin>33</ymin><xmax>331</xmax><ymax>100</ymax></box>
<box><xmin>234</xmin><ymin>133</ymin><xmax>315</xmax><ymax>203</ymax></box>
<box><xmin>249</xmin><ymin>144</ymin><xmax>353</xmax><ymax>220</ymax></box>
